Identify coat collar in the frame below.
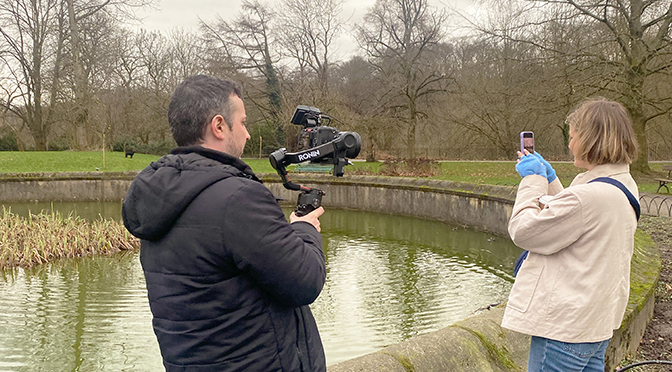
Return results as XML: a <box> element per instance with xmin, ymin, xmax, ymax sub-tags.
<box><xmin>171</xmin><ymin>145</ymin><xmax>261</xmax><ymax>183</ymax></box>
<box><xmin>570</xmin><ymin>163</ymin><xmax>630</xmax><ymax>186</ymax></box>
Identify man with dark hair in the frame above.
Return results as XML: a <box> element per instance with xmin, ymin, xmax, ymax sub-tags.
<box><xmin>122</xmin><ymin>75</ymin><xmax>327</xmax><ymax>372</ymax></box>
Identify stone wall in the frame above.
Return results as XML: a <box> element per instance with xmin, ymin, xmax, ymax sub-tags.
<box><xmin>0</xmin><ymin>172</ymin><xmax>136</xmax><ymax>202</ymax></box>
<box><xmin>0</xmin><ymin>171</ymin><xmax>661</xmax><ymax>371</ymax></box>
<box><xmin>262</xmin><ymin>174</ymin><xmax>517</xmax><ymax>237</ymax></box>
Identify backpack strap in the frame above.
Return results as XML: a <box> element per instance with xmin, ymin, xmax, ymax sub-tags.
<box><xmin>588</xmin><ymin>177</ymin><xmax>640</xmax><ymax>221</ymax></box>
<box><xmin>513</xmin><ymin>250</ymin><xmax>528</xmax><ymax>277</ymax></box>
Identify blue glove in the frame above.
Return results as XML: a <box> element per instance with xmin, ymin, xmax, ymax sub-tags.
<box><xmin>534</xmin><ymin>152</ymin><xmax>557</xmax><ymax>183</ymax></box>
<box><xmin>516</xmin><ymin>154</ymin><xmax>547</xmax><ymax>179</ymax></box>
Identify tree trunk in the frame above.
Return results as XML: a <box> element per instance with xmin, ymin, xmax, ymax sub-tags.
<box><xmin>66</xmin><ymin>0</ymin><xmax>89</xmax><ymax>149</ymax></box>
<box><xmin>264</xmin><ymin>54</ymin><xmax>284</xmax><ymax>146</ymax></box>
<box><xmin>627</xmin><ymin>81</ymin><xmax>650</xmax><ymax>173</ymax></box>
<box><xmin>407</xmin><ymin>98</ymin><xmax>417</xmax><ymax>159</ymax></box>
<box><xmin>630</xmin><ymin>114</ymin><xmax>649</xmax><ymax>173</ymax></box>
<box><xmin>28</xmin><ymin>125</ymin><xmax>48</xmax><ymax>151</ymax></box>
<box><xmin>30</xmin><ymin>0</ymin><xmax>46</xmax><ymax>151</ymax></box>
<box><xmin>43</xmin><ymin>9</ymin><xmax>66</xmax><ymax>150</ymax></box>
<box><xmin>625</xmin><ymin>4</ymin><xmax>651</xmax><ymax>173</ymax></box>
<box><xmin>623</xmin><ymin>48</ymin><xmax>650</xmax><ymax>173</ymax></box>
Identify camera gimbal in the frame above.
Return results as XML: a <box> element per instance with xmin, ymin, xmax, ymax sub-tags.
<box><xmin>269</xmin><ymin>131</ymin><xmax>361</xmax><ymax>216</ymax></box>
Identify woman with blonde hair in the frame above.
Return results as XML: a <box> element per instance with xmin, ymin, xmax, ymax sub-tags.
<box><xmin>505</xmin><ymin>97</ymin><xmax>639</xmax><ymax>371</ymax></box>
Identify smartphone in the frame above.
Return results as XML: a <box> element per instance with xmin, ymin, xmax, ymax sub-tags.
<box><xmin>520</xmin><ymin>131</ymin><xmax>535</xmax><ymax>154</ymax></box>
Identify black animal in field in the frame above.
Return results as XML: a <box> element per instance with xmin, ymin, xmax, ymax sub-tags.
<box><xmin>125</xmin><ymin>149</ymin><xmax>135</xmax><ymax>158</ymax></box>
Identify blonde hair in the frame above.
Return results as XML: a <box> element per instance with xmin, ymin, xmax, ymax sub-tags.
<box><xmin>566</xmin><ymin>97</ymin><xmax>638</xmax><ymax>165</ymax></box>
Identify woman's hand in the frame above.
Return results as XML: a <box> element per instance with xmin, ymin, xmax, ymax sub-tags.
<box><xmin>516</xmin><ymin>150</ymin><xmax>547</xmax><ymax>179</ymax></box>
<box><xmin>534</xmin><ymin>152</ymin><xmax>557</xmax><ymax>183</ymax></box>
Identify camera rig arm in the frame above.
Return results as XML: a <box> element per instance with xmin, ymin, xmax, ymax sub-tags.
<box><xmin>269</xmin><ymin>132</ymin><xmax>361</xmax><ymax>216</ymax></box>
<box><xmin>269</xmin><ymin>131</ymin><xmax>361</xmax><ymax>186</ymax></box>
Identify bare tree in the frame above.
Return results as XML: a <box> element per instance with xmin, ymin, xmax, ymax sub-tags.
<box><xmin>445</xmin><ymin>0</ymin><xmax>573</xmax><ymax>157</ymax></box>
<box><xmin>357</xmin><ymin>0</ymin><xmax>451</xmax><ymax>158</ymax></box>
<box><xmin>103</xmin><ymin>28</ymin><xmax>175</xmax><ymax>152</ymax></box>
<box><xmin>277</xmin><ymin>0</ymin><xmax>344</xmax><ymax>98</ymax></box>
<box><xmin>135</xmin><ymin>29</ymin><xmax>171</xmax><ymax>144</ymax></box>
<box><xmin>136</xmin><ymin>30</ymin><xmax>170</xmax><ymax>93</ymax></box>
<box><xmin>493</xmin><ymin>0</ymin><xmax>672</xmax><ymax>172</ymax></box>
<box><xmin>0</xmin><ymin>0</ymin><xmax>66</xmax><ymax>150</ymax></box>
<box><xmin>107</xmin><ymin>28</ymin><xmax>141</xmax><ymax>145</ymax></box>
<box><xmin>65</xmin><ymin>0</ymin><xmax>152</xmax><ymax>149</ymax></box>
<box><xmin>168</xmin><ymin>29</ymin><xmax>205</xmax><ymax>85</ymax></box>
<box><xmin>201</xmin><ymin>0</ymin><xmax>284</xmax><ymax>143</ymax></box>
<box><xmin>333</xmin><ymin>56</ymin><xmax>386</xmax><ymax>160</ymax></box>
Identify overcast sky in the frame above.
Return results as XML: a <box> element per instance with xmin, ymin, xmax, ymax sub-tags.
<box><xmin>132</xmin><ymin>0</ymin><xmax>477</xmax><ymax>58</ymax></box>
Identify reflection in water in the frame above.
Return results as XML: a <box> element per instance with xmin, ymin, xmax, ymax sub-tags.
<box><xmin>0</xmin><ymin>202</ymin><xmax>519</xmax><ymax>369</ymax></box>
<box><xmin>316</xmin><ymin>211</ymin><xmax>518</xmax><ymax>364</ymax></box>
<box><xmin>0</xmin><ymin>253</ymin><xmax>162</xmax><ymax>372</ymax></box>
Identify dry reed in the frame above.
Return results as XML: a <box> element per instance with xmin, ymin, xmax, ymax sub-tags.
<box><xmin>0</xmin><ymin>206</ymin><xmax>139</xmax><ymax>269</ymax></box>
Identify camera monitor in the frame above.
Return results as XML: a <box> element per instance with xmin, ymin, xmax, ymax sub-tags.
<box><xmin>291</xmin><ymin>105</ymin><xmax>322</xmax><ymax>127</ymax></box>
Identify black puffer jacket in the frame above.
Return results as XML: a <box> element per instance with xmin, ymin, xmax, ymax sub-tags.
<box><xmin>122</xmin><ymin>146</ymin><xmax>326</xmax><ymax>372</ymax></box>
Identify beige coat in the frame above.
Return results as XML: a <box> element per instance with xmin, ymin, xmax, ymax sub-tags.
<box><xmin>503</xmin><ymin>163</ymin><xmax>638</xmax><ymax>343</ymax></box>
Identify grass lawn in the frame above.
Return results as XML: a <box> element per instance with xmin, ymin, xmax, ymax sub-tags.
<box><xmin>0</xmin><ymin>151</ymin><xmax>161</xmax><ymax>173</ymax></box>
<box><xmin>243</xmin><ymin>158</ymin><xmax>671</xmax><ymax>194</ymax></box>
<box><xmin>0</xmin><ymin>151</ymin><xmax>668</xmax><ymax>194</ymax></box>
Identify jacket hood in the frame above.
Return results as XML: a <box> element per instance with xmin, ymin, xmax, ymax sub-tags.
<box><xmin>122</xmin><ymin>146</ymin><xmax>260</xmax><ymax>241</ymax></box>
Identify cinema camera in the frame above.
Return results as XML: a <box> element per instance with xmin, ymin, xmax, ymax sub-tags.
<box><xmin>269</xmin><ymin>105</ymin><xmax>361</xmax><ymax>216</ymax></box>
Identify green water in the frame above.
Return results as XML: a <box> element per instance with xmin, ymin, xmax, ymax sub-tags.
<box><xmin>0</xmin><ymin>202</ymin><xmax>519</xmax><ymax>370</ymax></box>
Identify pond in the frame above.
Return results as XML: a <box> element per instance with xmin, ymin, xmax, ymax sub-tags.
<box><xmin>0</xmin><ymin>202</ymin><xmax>519</xmax><ymax>371</ymax></box>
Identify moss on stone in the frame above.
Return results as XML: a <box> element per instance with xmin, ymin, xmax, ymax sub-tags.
<box><xmin>381</xmin><ymin>352</ymin><xmax>416</xmax><ymax>372</ymax></box>
<box><xmin>395</xmin><ymin>355</ymin><xmax>416</xmax><ymax>372</ymax></box>
<box><xmin>455</xmin><ymin>326</ymin><xmax>522</xmax><ymax>371</ymax></box>
<box><xmin>628</xmin><ymin>230</ymin><xmax>661</xmax><ymax>314</ymax></box>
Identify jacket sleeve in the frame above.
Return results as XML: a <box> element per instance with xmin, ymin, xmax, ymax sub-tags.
<box><xmin>548</xmin><ymin>177</ymin><xmax>564</xmax><ymax>196</ymax></box>
<box><xmin>508</xmin><ymin>175</ymin><xmax>584</xmax><ymax>255</ymax></box>
<box><xmin>222</xmin><ymin>180</ymin><xmax>326</xmax><ymax>308</ymax></box>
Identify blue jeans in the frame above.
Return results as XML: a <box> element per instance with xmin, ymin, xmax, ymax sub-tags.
<box><xmin>528</xmin><ymin>336</ymin><xmax>611</xmax><ymax>372</ymax></box>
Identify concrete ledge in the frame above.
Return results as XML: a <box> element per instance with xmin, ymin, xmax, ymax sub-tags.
<box><xmin>329</xmin><ymin>306</ymin><xmax>529</xmax><ymax>372</ymax></box>
<box><xmin>605</xmin><ymin>231</ymin><xmax>661</xmax><ymax>370</ymax></box>
<box><xmin>0</xmin><ymin>172</ymin><xmax>137</xmax><ymax>202</ymax></box>
<box><xmin>0</xmin><ymin>171</ymin><xmax>661</xmax><ymax>371</ymax></box>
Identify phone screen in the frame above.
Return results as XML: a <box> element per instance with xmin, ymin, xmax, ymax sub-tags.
<box><xmin>521</xmin><ymin>132</ymin><xmax>534</xmax><ymax>153</ymax></box>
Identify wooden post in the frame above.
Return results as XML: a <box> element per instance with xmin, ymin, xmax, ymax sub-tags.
<box><xmin>102</xmin><ymin>133</ymin><xmax>106</xmax><ymax>169</ymax></box>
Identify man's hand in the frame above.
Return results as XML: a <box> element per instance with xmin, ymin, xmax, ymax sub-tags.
<box><xmin>290</xmin><ymin>207</ymin><xmax>324</xmax><ymax>232</ymax></box>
